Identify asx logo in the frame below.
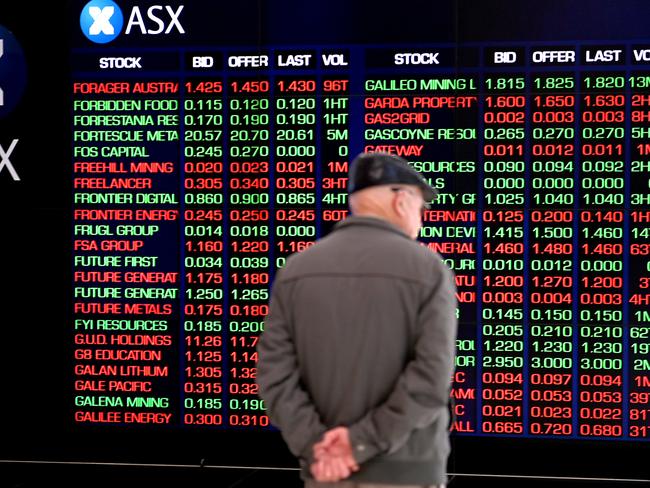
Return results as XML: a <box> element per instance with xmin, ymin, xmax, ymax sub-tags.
<box><xmin>80</xmin><ymin>0</ymin><xmax>185</xmax><ymax>44</ymax></box>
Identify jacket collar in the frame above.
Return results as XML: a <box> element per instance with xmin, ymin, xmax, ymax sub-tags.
<box><xmin>333</xmin><ymin>215</ymin><xmax>411</xmax><ymax>239</ymax></box>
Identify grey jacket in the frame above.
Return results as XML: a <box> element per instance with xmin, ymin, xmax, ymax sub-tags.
<box><xmin>256</xmin><ymin>216</ymin><xmax>458</xmax><ymax>485</ymax></box>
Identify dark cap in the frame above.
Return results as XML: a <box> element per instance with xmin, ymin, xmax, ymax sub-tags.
<box><xmin>347</xmin><ymin>152</ymin><xmax>438</xmax><ymax>202</ymax></box>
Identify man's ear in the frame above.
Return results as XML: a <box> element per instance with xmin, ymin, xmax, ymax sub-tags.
<box><xmin>394</xmin><ymin>194</ymin><xmax>407</xmax><ymax>216</ymax></box>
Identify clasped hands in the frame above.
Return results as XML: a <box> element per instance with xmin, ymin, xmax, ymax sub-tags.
<box><xmin>310</xmin><ymin>426</ymin><xmax>360</xmax><ymax>482</ymax></box>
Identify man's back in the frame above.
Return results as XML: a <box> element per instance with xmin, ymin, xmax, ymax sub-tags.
<box><xmin>276</xmin><ymin>216</ymin><xmax>452</xmax><ymax>425</ymax></box>
<box><xmin>258</xmin><ymin>215</ymin><xmax>457</xmax><ymax>484</ymax></box>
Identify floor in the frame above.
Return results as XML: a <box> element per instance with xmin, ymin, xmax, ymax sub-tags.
<box><xmin>2</xmin><ymin>462</ymin><xmax>648</xmax><ymax>488</ymax></box>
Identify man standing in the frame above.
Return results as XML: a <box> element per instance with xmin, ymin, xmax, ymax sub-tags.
<box><xmin>257</xmin><ymin>152</ymin><xmax>458</xmax><ymax>488</ymax></box>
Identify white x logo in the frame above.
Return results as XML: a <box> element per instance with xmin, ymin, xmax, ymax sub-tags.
<box><xmin>88</xmin><ymin>6</ymin><xmax>115</xmax><ymax>35</ymax></box>
<box><xmin>0</xmin><ymin>139</ymin><xmax>20</xmax><ymax>181</ymax></box>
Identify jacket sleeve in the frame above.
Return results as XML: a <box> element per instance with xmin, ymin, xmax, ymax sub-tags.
<box><xmin>256</xmin><ymin>271</ymin><xmax>327</xmax><ymax>462</ymax></box>
<box><xmin>347</xmin><ymin>261</ymin><xmax>458</xmax><ymax>464</ymax></box>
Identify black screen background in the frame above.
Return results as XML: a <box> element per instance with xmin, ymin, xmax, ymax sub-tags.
<box><xmin>0</xmin><ymin>0</ymin><xmax>648</xmax><ymax>479</ymax></box>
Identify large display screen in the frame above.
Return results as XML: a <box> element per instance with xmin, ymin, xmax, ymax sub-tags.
<box><xmin>1</xmin><ymin>0</ymin><xmax>649</xmax><ymax>480</ymax></box>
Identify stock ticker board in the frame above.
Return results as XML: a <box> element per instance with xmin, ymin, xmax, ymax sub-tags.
<box><xmin>67</xmin><ymin>1</ymin><xmax>650</xmax><ymax>442</ymax></box>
